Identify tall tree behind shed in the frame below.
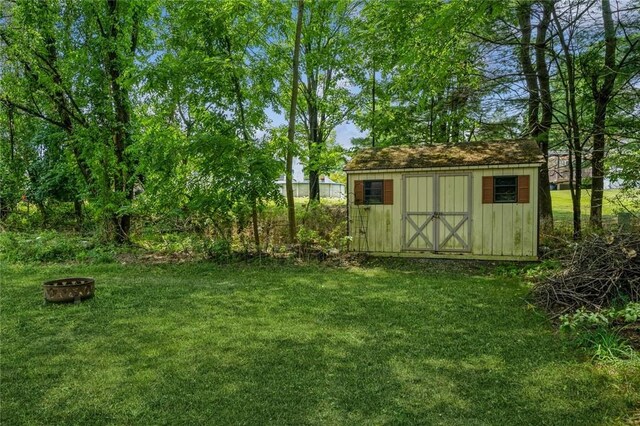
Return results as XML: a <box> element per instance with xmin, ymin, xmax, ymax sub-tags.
<box><xmin>516</xmin><ymin>0</ymin><xmax>553</xmax><ymax>229</ymax></box>
<box><xmin>286</xmin><ymin>0</ymin><xmax>304</xmax><ymax>242</ymax></box>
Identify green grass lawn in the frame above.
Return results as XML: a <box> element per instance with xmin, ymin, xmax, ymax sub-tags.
<box><xmin>1</xmin><ymin>261</ymin><xmax>639</xmax><ymax>425</ymax></box>
<box><xmin>551</xmin><ymin>189</ymin><xmax>623</xmax><ymax>223</ymax></box>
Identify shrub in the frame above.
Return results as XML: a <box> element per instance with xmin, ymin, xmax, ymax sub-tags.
<box><xmin>559</xmin><ymin>303</ymin><xmax>639</xmax><ymax>362</ymax></box>
<box><xmin>0</xmin><ymin>231</ymin><xmax>78</xmax><ymax>263</ymax></box>
<box><xmin>0</xmin><ymin>231</ymin><xmax>117</xmax><ymax>264</ymax></box>
<box><xmin>204</xmin><ymin>238</ymin><xmax>232</xmax><ymax>261</ymax></box>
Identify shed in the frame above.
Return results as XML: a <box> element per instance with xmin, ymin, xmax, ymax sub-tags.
<box><xmin>344</xmin><ymin>140</ymin><xmax>544</xmax><ymax>261</ymax></box>
<box><xmin>275</xmin><ymin>175</ymin><xmax>345</xmax><ymax>199</ymax></box>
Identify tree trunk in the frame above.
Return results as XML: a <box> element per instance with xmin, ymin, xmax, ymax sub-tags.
<box><xmin>43</xmin><ymin>32</ymin><xmax>92</xmax><ymax>187</ymax></box>
<box><xmin>304</xmin><ymin>57</ymin><xmax>332</xmax><ymax>203</ymax></box>
<box><xmin>74</xmin><ymin>199</ymin><xmax>83</xmax><ymax>227</ymax></box>
<box><xmin>590</xmin><ymin>101</ymin><xmax>607</xmax><ymax>228</ymax></box>
<box><xmin>534</xmin><ymin>0</ymin><xmax>554</xmax><ymax>228</ymax></box>
<box><xmin>552</xmin><ymin>4</ymin><xmax>583</xmax><ymax>239</ymax></box>
<box><xmin>0</xmin><ymin>199</ymin><xmax>11</xmax><ymax>221</ymax></box>
<box><xmin>251</xmin><ymin>202</ymin><xmax>260</xmax><ymax>254</ymax></box>
<box><xmin>517</xmin><ymin>3</ymin><xmax>540</xmax><ymax>136</ymax></box>
<box><xmin>307</xmin><ymin>97</ymin><xmax>320</xmax><ymax>202</ymax></box>
<box><xmin>567</xmin><ymin>133</ymin><xmax>583</xmax><ymax>241</ymax></box>
<box><xmin>286</xmin><ymin>0</ymin><xmax>304</xmax><ymax>243</ymax></box>
<box><xmin>223</xmin><ymin>35</ymin><xmax>262</xmax><ymax>252</ymax></box>
<box><xmin>371</xmin><ymin>61</ymin><xmax>376</xmax><ymax>147</ymax></box>
<box><xmin>590</xmin><ymin>0</ymin><xmax>617</xmax><ymax>228</ymax></box>
<box><xmin>309</xmin><ymin>169</ymin><xmax>320</xmax><ymax>202</ymax></box>
<box><xmin>104</xmin><ymin>0</ymin><xmax>138</xmax><ymax>244</ymax></box>
<box><xmin>519</xmin><ymin>2</ymin><xmax>557</xmax><ymax>230</ymax></box>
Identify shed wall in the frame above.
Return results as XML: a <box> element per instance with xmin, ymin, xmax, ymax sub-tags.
<box><xmin>347</xmin><ymin>166</ymin><xmax>539</xmax><ymax>259</ymax></box>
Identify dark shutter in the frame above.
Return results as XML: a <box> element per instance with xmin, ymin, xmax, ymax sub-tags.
<box><xmin>354</xmin><ymin>180</ymin><xmax>364</xmax><ymax>205</ymax></box>
<box><xmin>482</xmin><ymin>176</ymin><xmax>493</xmax><ymax>204</ymax></box>
<box><xmin>518</xmin><ymin>175</ymin><xmax>530</xmax><ymax>203</ymax></box>
<box><xmin>383</xmin><ymin>180</ymin><xmax>394</xmax><ymax>205</ymax></box>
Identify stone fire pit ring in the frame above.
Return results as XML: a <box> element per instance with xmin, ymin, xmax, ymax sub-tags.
<box><xmin>43</xmin><ymin>277</ymin><xmax>95</xmax><ymax>303</ymax></box>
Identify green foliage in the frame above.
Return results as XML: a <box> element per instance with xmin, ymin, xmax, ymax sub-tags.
<box><xmin>0</xmin><ymin>0</ymin><xmax>158</xmax><ymax>241</ymax></box>
<box><xmin>24</xmin><ymin>127</ymin><xmax>83</xmax><ymax>209</ymax></box>
<box><xmin>560</xmin><ymin>308</ymin><xmax>610</xmax><ymax>331</ymax></box>
<box><xmin>203</xmin><ymin>238</ymin><xmax>232</xmax><ymax>261</ymax></box>
<box><xmin>0</xmin><ymin>231</ymin><xmax>114</xmax><ymax>264</ymax></box>
<box><xmin>1</xmin><ymin>0</ymin><xmax>638</xmax><ymax>245</ymax></box>
<box><xmin>353</xmin><ymin>0</ymin><xmax>504</xmax><ymax>145</ymax></box>
<box><xmin>559</xmin><ymin>303</ymin><xmax>639</xmax><ymax>362</ymax></box>
<box><xmin>523</xmin><ymin>259</ymin><xmax>562</xmax><ymax>280</ymax></box>
<box><xmin>296</xmin><ymin>225</ymin><xmax>324</xmax><ymax>257</ymax></box>
<box><xmin>74</xmin><ymin>246</ymin><xmax>116</xmax><ymax>264</ymax></box>
<box><xmin>560</xmin><ymin>304</ymin><xmax>640</xmax><ymax>331</ymax></box>
<box><xmin>135</xmin><ymin>0</ymin><xmax>284</xmax><ymax>237</ymax></box>
<box><xmin>492</xmin><ymin>259</ymin><xmax>561</xmax><ymax>279</ymax></box>
<box><xmin>582</xmin><ymin>329</ymin><xmax>637</xmax><ymax>363</ymax></box>
<box><xmin>609</xmin><ymin>141</ymin><xmax>640</xmax><ymax>190</ymax></box>
<box><xmin>299</xmin><ymin>202</ymin><xmax>346</xmax><ymax>248</ymax></box>
<box><xmin>289</xmin><ymin>0</ymin><xmax>360</xmax><ymax>193</ymax></box>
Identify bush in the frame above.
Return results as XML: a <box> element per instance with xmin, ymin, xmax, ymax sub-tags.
<box><xmin>244</xmin><ymin>199</ymin><xmax>347</xmax><ymax>255</ymax></box>
<box><xmin>204</xmin><ymin>238</ymin><xmax>232</xmax><ymax>261</ymax></box>
<box><xmin>560</xmin><ymin>303</ymin><xmax>640</xmax><ymax>331</ymax></box>
<box><xmin>559</xmin><ymin>303</ymin><xmax>639</xmax><ymax>362</ymax></box>
<box><xmin>0</xmin><ymin>231</ymin><xmax>76</xmax><ymax>263</ymax></box>
<box><xmin>0</xmin><ymin>231</ymin><xmax>114</xmax><ymax>264</ymax></box>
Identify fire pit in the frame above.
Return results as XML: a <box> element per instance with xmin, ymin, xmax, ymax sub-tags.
<box><xmin>43</xmin><ymin>278</ymin><xmax>95</xmax><ymax>303</ymax></box>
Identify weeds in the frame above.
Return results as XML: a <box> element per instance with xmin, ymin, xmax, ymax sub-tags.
<box><xmin>559</xmin><ymin>303</ymin><xmax>640</xmax><ymax>362</ymax></box>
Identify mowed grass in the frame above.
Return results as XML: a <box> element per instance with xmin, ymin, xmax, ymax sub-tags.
<box><xmin>1</xmin><ymin>262</ymin><xmax>639</xmax><ymax>425</ymax></box>
<box><xmin>551</xmin><ymin>189</ymin><xmax>623</xmax><ymax>223</ymax></box>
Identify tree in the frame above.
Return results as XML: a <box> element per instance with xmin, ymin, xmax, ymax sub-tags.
<box><xmin>101</xmin><ymin>0</ymin><xmax>142</xmax><ymax>242</ymax></box>
<box><xmin>0</xmin><ymin>0</ymin><xmax>153</xmax><ymax>243</ymax></box>
<box><xmin>138</xmin><ymin>0</ymin><xmax>283</xmax><ymax>248</ymax></box>
<box><xmin>585</xmin><ymin>0</ymin><xmax>639</xmax><ymax>228</ymax></box>
<box><xmin>516</xmin><ymin>0</ymin><xmax>554</xmax><ymax>229</ymax></box>
<box><xmin>286</xmin><ymin>0</ymin><xmax>304</xmax><ymax>243</ymax></box>
<box><xmin>297</xmin><ymin>0</ymin><xmax>358</xmax><ymax>202</ymax></box>
<box><xmin>354</xmin><ymin>0</ymin><xmax>497</xmax><ymax>146</ymax></box>
<box><xmin>548</xmin><ymin>0</ymin><xmax>594</xmax><ymax>239</ymax></box>
<box><xmin>0</xmin><ymin>101</ymin><xmax>27</xmax><ymax>221</ymax></box>
<box><xmin>548</xmin><ymin>0</ymin><xmax>639</xmax><ymax>236</ymax></box>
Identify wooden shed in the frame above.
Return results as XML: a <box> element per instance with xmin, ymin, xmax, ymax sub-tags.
<box><xmin>344</xmin><ymin>140</ymin><xmax>544</xmax><ymax>261</ymax></box>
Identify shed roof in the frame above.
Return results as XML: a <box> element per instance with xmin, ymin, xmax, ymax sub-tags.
<box><xmin>344</xmin><ymin>140</ymin><xmax>544</xmax><ymax>171</ymax></box>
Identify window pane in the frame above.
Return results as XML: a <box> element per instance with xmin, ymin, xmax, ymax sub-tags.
<box><xmin>495</xmin><ymin>176</ymin><xmax>516</xmax><ymax>187</ymax></box>
<box><xmin>494</xmin><ymin>176</ymin><xmax>517</xmax><ymax>203</ymax></box>
<box><xmin>364</xmin><ymin>180</ymin><xmax>383</xmax><ymax>204</ymax></box>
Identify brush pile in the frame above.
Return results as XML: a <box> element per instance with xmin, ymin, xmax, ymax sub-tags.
<box><xmin>532</xmin><ymin>232</ymin><xmax>640</xmax><ymax>313</ymax></box>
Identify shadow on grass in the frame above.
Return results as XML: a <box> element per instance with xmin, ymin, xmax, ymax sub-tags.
<box><xmin>1</xmin><ymin>263</ymin><xmax>638</xmax><ymax>425</ymax></box>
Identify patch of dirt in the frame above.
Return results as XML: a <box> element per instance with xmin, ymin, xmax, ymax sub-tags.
<box><xmin>115</xmin><ymin>251</ymin><xmax>200</xmax><ymax>265</ymax></box>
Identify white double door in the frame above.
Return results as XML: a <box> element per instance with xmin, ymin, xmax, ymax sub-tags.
<box><xmin>403</xmin><ymin>174</ymin><xmax>471</xmax><ymax>252</ymax></box>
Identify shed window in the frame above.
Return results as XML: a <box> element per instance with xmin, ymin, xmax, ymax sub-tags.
<box><xmin>364</xmin><ymin>180</ymin><xmax>384</xmax><ymax>204</ymax></box>
<box><xmin>482</xmin><ymin>175</ymin><xmax>530</xmax><ymax>204</ymax></box>
<box><xmin>354</xmin><ymin>179</ymin><xmax>394</xmax><ymax>205</ymax></box>
<box><xmin>494</xmin><ymin>176</ymin><xmax>518</xmax><ymax>203</ymax></box>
